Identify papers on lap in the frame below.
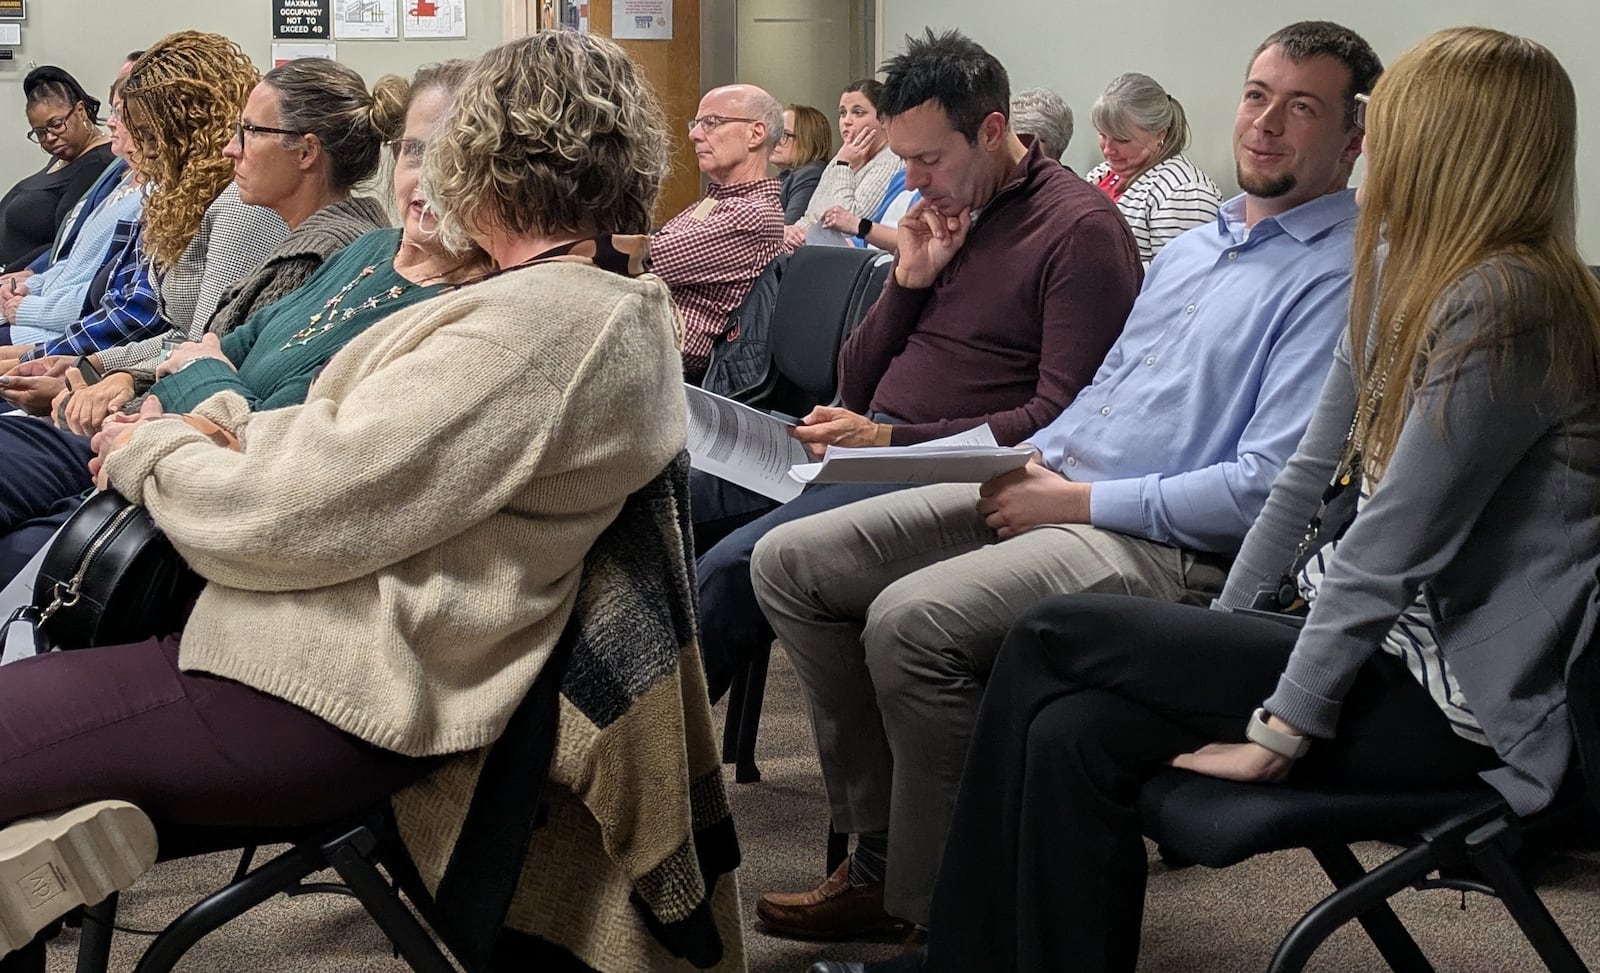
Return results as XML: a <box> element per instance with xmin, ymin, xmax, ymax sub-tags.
<box><xmin>790</xmin><ymin>426</ymin><xmax>1031</xmax><ymax>485</ymax></box>
<box><xmin>685</xmin><ymin>386</ymin><xmax>1031</xmax><ymax>500</ymax></box>
<box><xmin>685</xmin><ymin>385</ymin><xmax>809</xmax><ymax>502</ymax></box>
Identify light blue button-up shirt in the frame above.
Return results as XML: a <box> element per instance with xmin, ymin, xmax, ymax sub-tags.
<box><xmin>1027</xmin><ymin>189</ymin><xmax>1359</xmax><ymax>553</ymax></box>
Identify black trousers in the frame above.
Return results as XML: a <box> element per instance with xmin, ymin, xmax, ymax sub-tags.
<box><xmin>923</xmin><ymin>594</ymin><xmax>1503</xmax><ymax>973</ymax></box>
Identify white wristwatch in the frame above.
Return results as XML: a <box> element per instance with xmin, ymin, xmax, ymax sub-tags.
<box><xmin>1246</xmin><ymin>707</ymin><xmax>1311</xmax><ymax>759</ymax></box>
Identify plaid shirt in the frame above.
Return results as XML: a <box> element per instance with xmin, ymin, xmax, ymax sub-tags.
<box><xmin>649</xmin><ymin>178</ymin><xmax>783</xmax><ymax>379</ymax></box>
<box><xmin>23</xmin><ymin>218</ymin><xmax>159</xmax><ymax>360</ymax></box>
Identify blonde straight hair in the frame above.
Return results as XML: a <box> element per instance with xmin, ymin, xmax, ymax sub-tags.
<box><xmin>1349</xmin><ymin>26</ymin><xmax>1600</xmax><ymax>478</ymax></box>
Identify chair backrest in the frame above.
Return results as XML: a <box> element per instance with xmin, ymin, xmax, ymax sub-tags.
<box><xmin>753</xmin><ymin>247</ymin><xmax>892</xmax><ymax>417</ymax></box>
<box><xmin>700</xmin><ymin>253</ymin><xmax>788</xmax><ymax>400</ymax></box>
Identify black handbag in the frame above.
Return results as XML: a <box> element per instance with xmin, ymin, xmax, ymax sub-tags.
<box><xmin>0</xmin><ymin>490</ymin><xmax>202</xmax><ymax>654</ymax></box>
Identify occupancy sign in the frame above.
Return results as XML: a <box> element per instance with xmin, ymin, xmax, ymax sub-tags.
<box><xmin>274</xmin><ymin>0</ymin><xmax>330</xmax><ymax>38</ymax></box>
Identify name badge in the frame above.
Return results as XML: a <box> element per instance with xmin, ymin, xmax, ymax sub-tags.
<box><xmin>690</xmin><ymin>197</ymin><xmax>719</xmax><ymax>221</ymax></box>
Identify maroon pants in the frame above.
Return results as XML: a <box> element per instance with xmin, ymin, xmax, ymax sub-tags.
<box><xmin>0</xmin><ymin>637</ymin><xmax>438</xmax><ymax>828</ymax></box>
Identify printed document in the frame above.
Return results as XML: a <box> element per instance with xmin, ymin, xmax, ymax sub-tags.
<box><xmin>685</xmin><ymin>385</ymin><xmax>809</xmax><ymax>502</ymax></box>
<box><xmin>790</xmin><ymin>425</ymin><xmax>1032</xmax><ymax>485</ymax></box>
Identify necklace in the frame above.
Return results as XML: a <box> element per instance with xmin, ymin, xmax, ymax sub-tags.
<box><xmin>280</xmin><ymin>265</ymin><xmax>410</xmax><ymax>350</ymax></box>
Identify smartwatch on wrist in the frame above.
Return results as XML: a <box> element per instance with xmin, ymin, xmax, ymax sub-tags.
<box><xmin>833</xmin><ymin>159</ymin><xmax>850</xmax><ymax>167</ymax></box>
<box><xmin>1245</xmin><ymin>707</ymin><xmax>1311</xmax><ymax>759</ymax></box>
<box><xmin>857</xmin><ymin>217</ymin><xmax>873</xmax><ymax>238</ymax></box>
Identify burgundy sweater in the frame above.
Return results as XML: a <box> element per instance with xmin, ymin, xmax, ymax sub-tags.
<box><xmin>839</xmin><ymin>140</ymin><xmax>1140</xmax><ymax>446</ymax></box>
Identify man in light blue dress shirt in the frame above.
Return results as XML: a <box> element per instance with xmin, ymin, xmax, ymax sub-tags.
<box><xmin>747</xmin><ymin>21</ymin><xmax>1383</xmax><ymax>944</ymax></box>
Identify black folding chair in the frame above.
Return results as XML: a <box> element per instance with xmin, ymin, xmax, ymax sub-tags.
<box><xmin>719</xmin><ymin>248</ymin><xmax>894</xmax><ymax>784</ymax></box>
<box><xmin>1138</xmin><ymin>630</ymin><xmax>1600</xmax><ymax>972</ymax></box>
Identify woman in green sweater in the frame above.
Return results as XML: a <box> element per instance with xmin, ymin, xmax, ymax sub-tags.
<box><xmin>150</xmin><ymin>59</ymin><xmax>485</xmax><ymax>414</ymax></box>
<box><xmin>0</xmin><ymin>59</ymin><xmax>484</xmax><ymax>582</ymax></box>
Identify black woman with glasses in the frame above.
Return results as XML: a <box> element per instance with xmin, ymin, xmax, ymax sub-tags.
<box><xmin>0</xmin><ymin>66</ymin><xmax>115</xmax><ymax>273</ymax></box>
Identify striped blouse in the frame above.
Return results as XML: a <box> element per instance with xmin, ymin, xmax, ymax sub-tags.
<box><xmin>1086</xmin><ymin>154</ymin><xmax>1222</xmax><ymax>266</ymax></box>
<box><xmin>1298</xmin><ymin>487</ymin><xmax>1489</xmax><ymax>745</ymax></box>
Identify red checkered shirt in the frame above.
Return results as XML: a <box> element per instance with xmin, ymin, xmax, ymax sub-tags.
<box><xmin>649</xmin><ymin>178</ymin><xmax>783</xmax><ymax>379</ymax></box>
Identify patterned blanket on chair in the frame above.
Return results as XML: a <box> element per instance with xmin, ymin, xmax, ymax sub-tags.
<box><xmin>390</xmin><ymin>453</ymin><xmax>745</xmax><ymax>972</ymax></box>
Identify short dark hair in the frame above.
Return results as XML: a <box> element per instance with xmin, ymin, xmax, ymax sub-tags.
<box><xmin>1253</xmin><ymin>21</ymin><xmax>1384</xmax><ymax>128</ymax></box>
<box><xmin>841</xmin><ymin>78</ymin><xmax>883</xmax><ymax>108</ymax></box>
<box><xmin>23</xmin><ymin>65</ymin><xmax>101</xmax><ymax>122</ymax></box>
<box><xmin>877</xmin><ymin>28</ymin><xmax>1009</xmax><ymax>142</ymax></box>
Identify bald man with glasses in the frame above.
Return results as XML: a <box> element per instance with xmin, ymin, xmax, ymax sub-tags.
<box><xmin>646</xmin><ymin>83</ymin><xmax>784</xmax><ymax>381</ymax></box>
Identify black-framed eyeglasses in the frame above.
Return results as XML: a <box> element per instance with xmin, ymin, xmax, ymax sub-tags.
<box><xmin>384</xmin><ymin>137</ymin><xmax>426</xmax><ymax>165</ymax></box>
<box><xmin>26</xmin><ymin>111</ymin><xmax>74</xmax><ymax>143</ymax></box>
<box><xmin>233</xmin><ymin>121</ymin><xmax>305</xmax><ymax>151</ymax></box>
<box><xmin>686</xmin><ymin>114</ymin><xmax>757</xmax><ymax>135</ymax></box>
<box><xmin>1353</xmin><ymin>92</ymin><xmax>1370</xmax><ymax>131</ymax></box>
<box><xmin>778</xmin><ymin>130</ymin><xmax>795</xmax><ymax>144</ymax></box>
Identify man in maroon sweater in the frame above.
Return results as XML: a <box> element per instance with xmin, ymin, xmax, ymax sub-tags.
<box><xmin>695</xmin><ymin>29</ymin><xmax>1140</xmax><ymax>701</ymax></box>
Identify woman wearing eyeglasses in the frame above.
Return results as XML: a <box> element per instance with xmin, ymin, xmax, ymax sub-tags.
<box><xmin>0</xmin><ymin>66</ymin><xmax>116</xmax><ymax>273</ymax></box>
<box><xmin>771</xmin><ymin>104</ymin><xmax>832</xmax><ymax>224</ymax></box>
<box><xmin>55</xmin><ymin>55</ymin><xmax>397</xmax><ymax>432</ymax></box>
<box><xmin>785</xmin><ymin>79</ymin><xmax>904</xmax><ymax>250</ymax></box>
<box><xmin>0</xmin><ymin>62</ymin><xmax>484</xmax><ymax>586</ymax></box>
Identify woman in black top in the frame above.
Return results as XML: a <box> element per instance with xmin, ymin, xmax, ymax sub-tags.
<box><xmin>0</xmin><ymin>66</ymin><xmax>115</xmax><ymax>272</ymax></box>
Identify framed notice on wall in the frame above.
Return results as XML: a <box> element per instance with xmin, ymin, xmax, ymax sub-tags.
<box><xmin>0</xmin><ymin>0</ymin><xmax>25</xmax><ymax>20</ymax></box>
<box><xmin>273</xmin><ymin>0</ymin><xmax>331</xmax><ymax>39</ymax></box>
<box><xmin>612</xmin><ymin>0</ymin><xmax>669</xmax><ymax>40</ymax></box>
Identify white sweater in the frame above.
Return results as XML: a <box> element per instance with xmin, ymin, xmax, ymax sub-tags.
<box><xmin>103</xmin><ymin>261</ymin><xmax>687</xmax><ymax>757</ymax></box>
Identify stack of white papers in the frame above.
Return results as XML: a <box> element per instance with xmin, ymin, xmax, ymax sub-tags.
<box><xmin>685</xmin><ymin>384</ymin><xmax>1033</xmax><ymax>502</ymax></box>
<box><xmin>790</xmin><ymin>427</ymin><xmax>1031</xmax><ymax>485</ymax></box>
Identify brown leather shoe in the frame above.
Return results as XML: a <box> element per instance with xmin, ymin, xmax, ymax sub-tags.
<box><xmin>756</xmin><ymin>859</ymin><xmax>904</xmax><ymax>939</ymax></box>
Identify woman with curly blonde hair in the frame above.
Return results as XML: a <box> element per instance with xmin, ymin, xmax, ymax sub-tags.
<box><xmin>0</xmin><ymin>30</ymin><xmax>738</xmax><ymax>973</ymax></box>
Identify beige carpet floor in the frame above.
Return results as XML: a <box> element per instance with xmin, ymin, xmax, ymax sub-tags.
<box><xmin>38</xmin><ymin>648</ymin><xmax>1600</xmax><ymax>972</ymax></box>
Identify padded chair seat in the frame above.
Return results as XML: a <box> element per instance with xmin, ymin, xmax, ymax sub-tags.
<box><xmin>1139</xmin><ymin>768</ymin><xmax>1502</xmax><ymax>868</ymax></box>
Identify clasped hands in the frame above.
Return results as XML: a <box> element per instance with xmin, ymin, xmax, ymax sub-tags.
<box><xmin>87</xmin><ymin>394</ymin><xmax>174</xmax><ymax>490</ymax></box>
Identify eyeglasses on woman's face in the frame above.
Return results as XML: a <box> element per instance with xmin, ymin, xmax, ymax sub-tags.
<box><xmin>26</xmin><ymin>109</ymin><xmax>76</xmax><ymax>143</ymax></box>
<box><xmin>232</xmin><ymin>121</ymin><xmax>304</xmax><ymax>152</ymax></box>
<box><xmin>385</xmin><ymin>137</ymin><xmax>426</xmax><ymax>166</ymax></box>
<box><xmin>778</xmin><ymin>130</ymin><xmax>795</xmax><ymax>144</ymax></box>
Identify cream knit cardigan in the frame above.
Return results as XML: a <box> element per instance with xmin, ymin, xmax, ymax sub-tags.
<box><xmin>102</xmin><ymin>261</ymin><xmax>688</xmax><ymax>757</ymax></box>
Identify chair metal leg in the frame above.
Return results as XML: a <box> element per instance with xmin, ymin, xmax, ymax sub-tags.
<box><xmin>721</xmin><ymin>663</ymin><xmax>749</xmax><ymax>764</ymax></box>
<box><xmin>132</xmin><ymin>843</ymin><xmax>328</xmax><ymax>973</ymax></box>
<box><xmin>734</xmin><ymin>641</ymin><xmax>771</xmax><ymax>784</ymax></box>
<box><xmin>324</xmin><ymin>826</ymin><xmax>455</xmax><ymax>973</ymax></box>
<box><xmin>1268</xmin><ymin>843</ymin><xmax>1437</xmax><ymax>973</ymax></box>
<box><xmin>73</xmin><ymin>896</ymin><xmax>117</xmax><ymax>973</ymax></box>
<box><xmin>1466</xmin><ymin>820</ymin><xmax>1591</xmax><ymax>973</ymax></box>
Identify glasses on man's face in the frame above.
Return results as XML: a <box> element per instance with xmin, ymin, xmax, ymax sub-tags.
<box><xmin>686</xmin><ymin>114</ymin><xmax>757</xmax><ymax>135</ymax></box>
<box><xmin>1353</xmin><ymin>92</ymin><xmax>1370</xmax><ymax>131</ymax></box>
<box><xmin>26</xmin><ymin>111</ymin><xmax>74</xmax><ymax>143</ymax></box>
<box><xmin>384</xmin><ymin>137</ymin><xmax>426</xmax><ymax>167</ymax></box>
<box><xmin>233</xmin><ymin>121</ymin><xmax>304</xmax><ymax>152</ymax></box>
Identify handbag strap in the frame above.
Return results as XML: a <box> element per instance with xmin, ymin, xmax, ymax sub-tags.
<box><xmin>0</xmin><ymin>605</ymin><xmax>47</xmax><ymax>659</ymax></box>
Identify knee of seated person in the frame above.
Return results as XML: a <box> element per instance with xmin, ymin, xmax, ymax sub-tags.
<box><xmin>1028</xmin><ymin>691</ymin><xmax>1129</xmax><ymax>773</ymax></box>
<box><xmin>862</xmin><ymin>594</ymin><xmax>977</xmax><ymax>691</ymax></box>
<box><xmin>748</xmin><ymin>523</ymin><xmax>806</xmax><ymax>603</ymax></box>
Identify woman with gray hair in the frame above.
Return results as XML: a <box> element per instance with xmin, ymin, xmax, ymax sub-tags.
<box><xmin>0</xmin><ymin>30</ymin><xmax>738</xmax><ymax>973</ymax></box>
<box><xmin>1010</xmin><ymin>86</ymin><xmax>1075</xmax><ymax>161</ymax></box>
<box><xmin>1086</xmin><ymin>71</ymin><xmax>1221</xmax><ymax>265</ymax></box>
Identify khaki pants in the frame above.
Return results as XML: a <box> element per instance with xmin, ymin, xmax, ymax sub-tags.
<box><xmin>750</xmin><ymin>482</ymin><xmax>1228</xmax><ymax>922</ymax></box>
